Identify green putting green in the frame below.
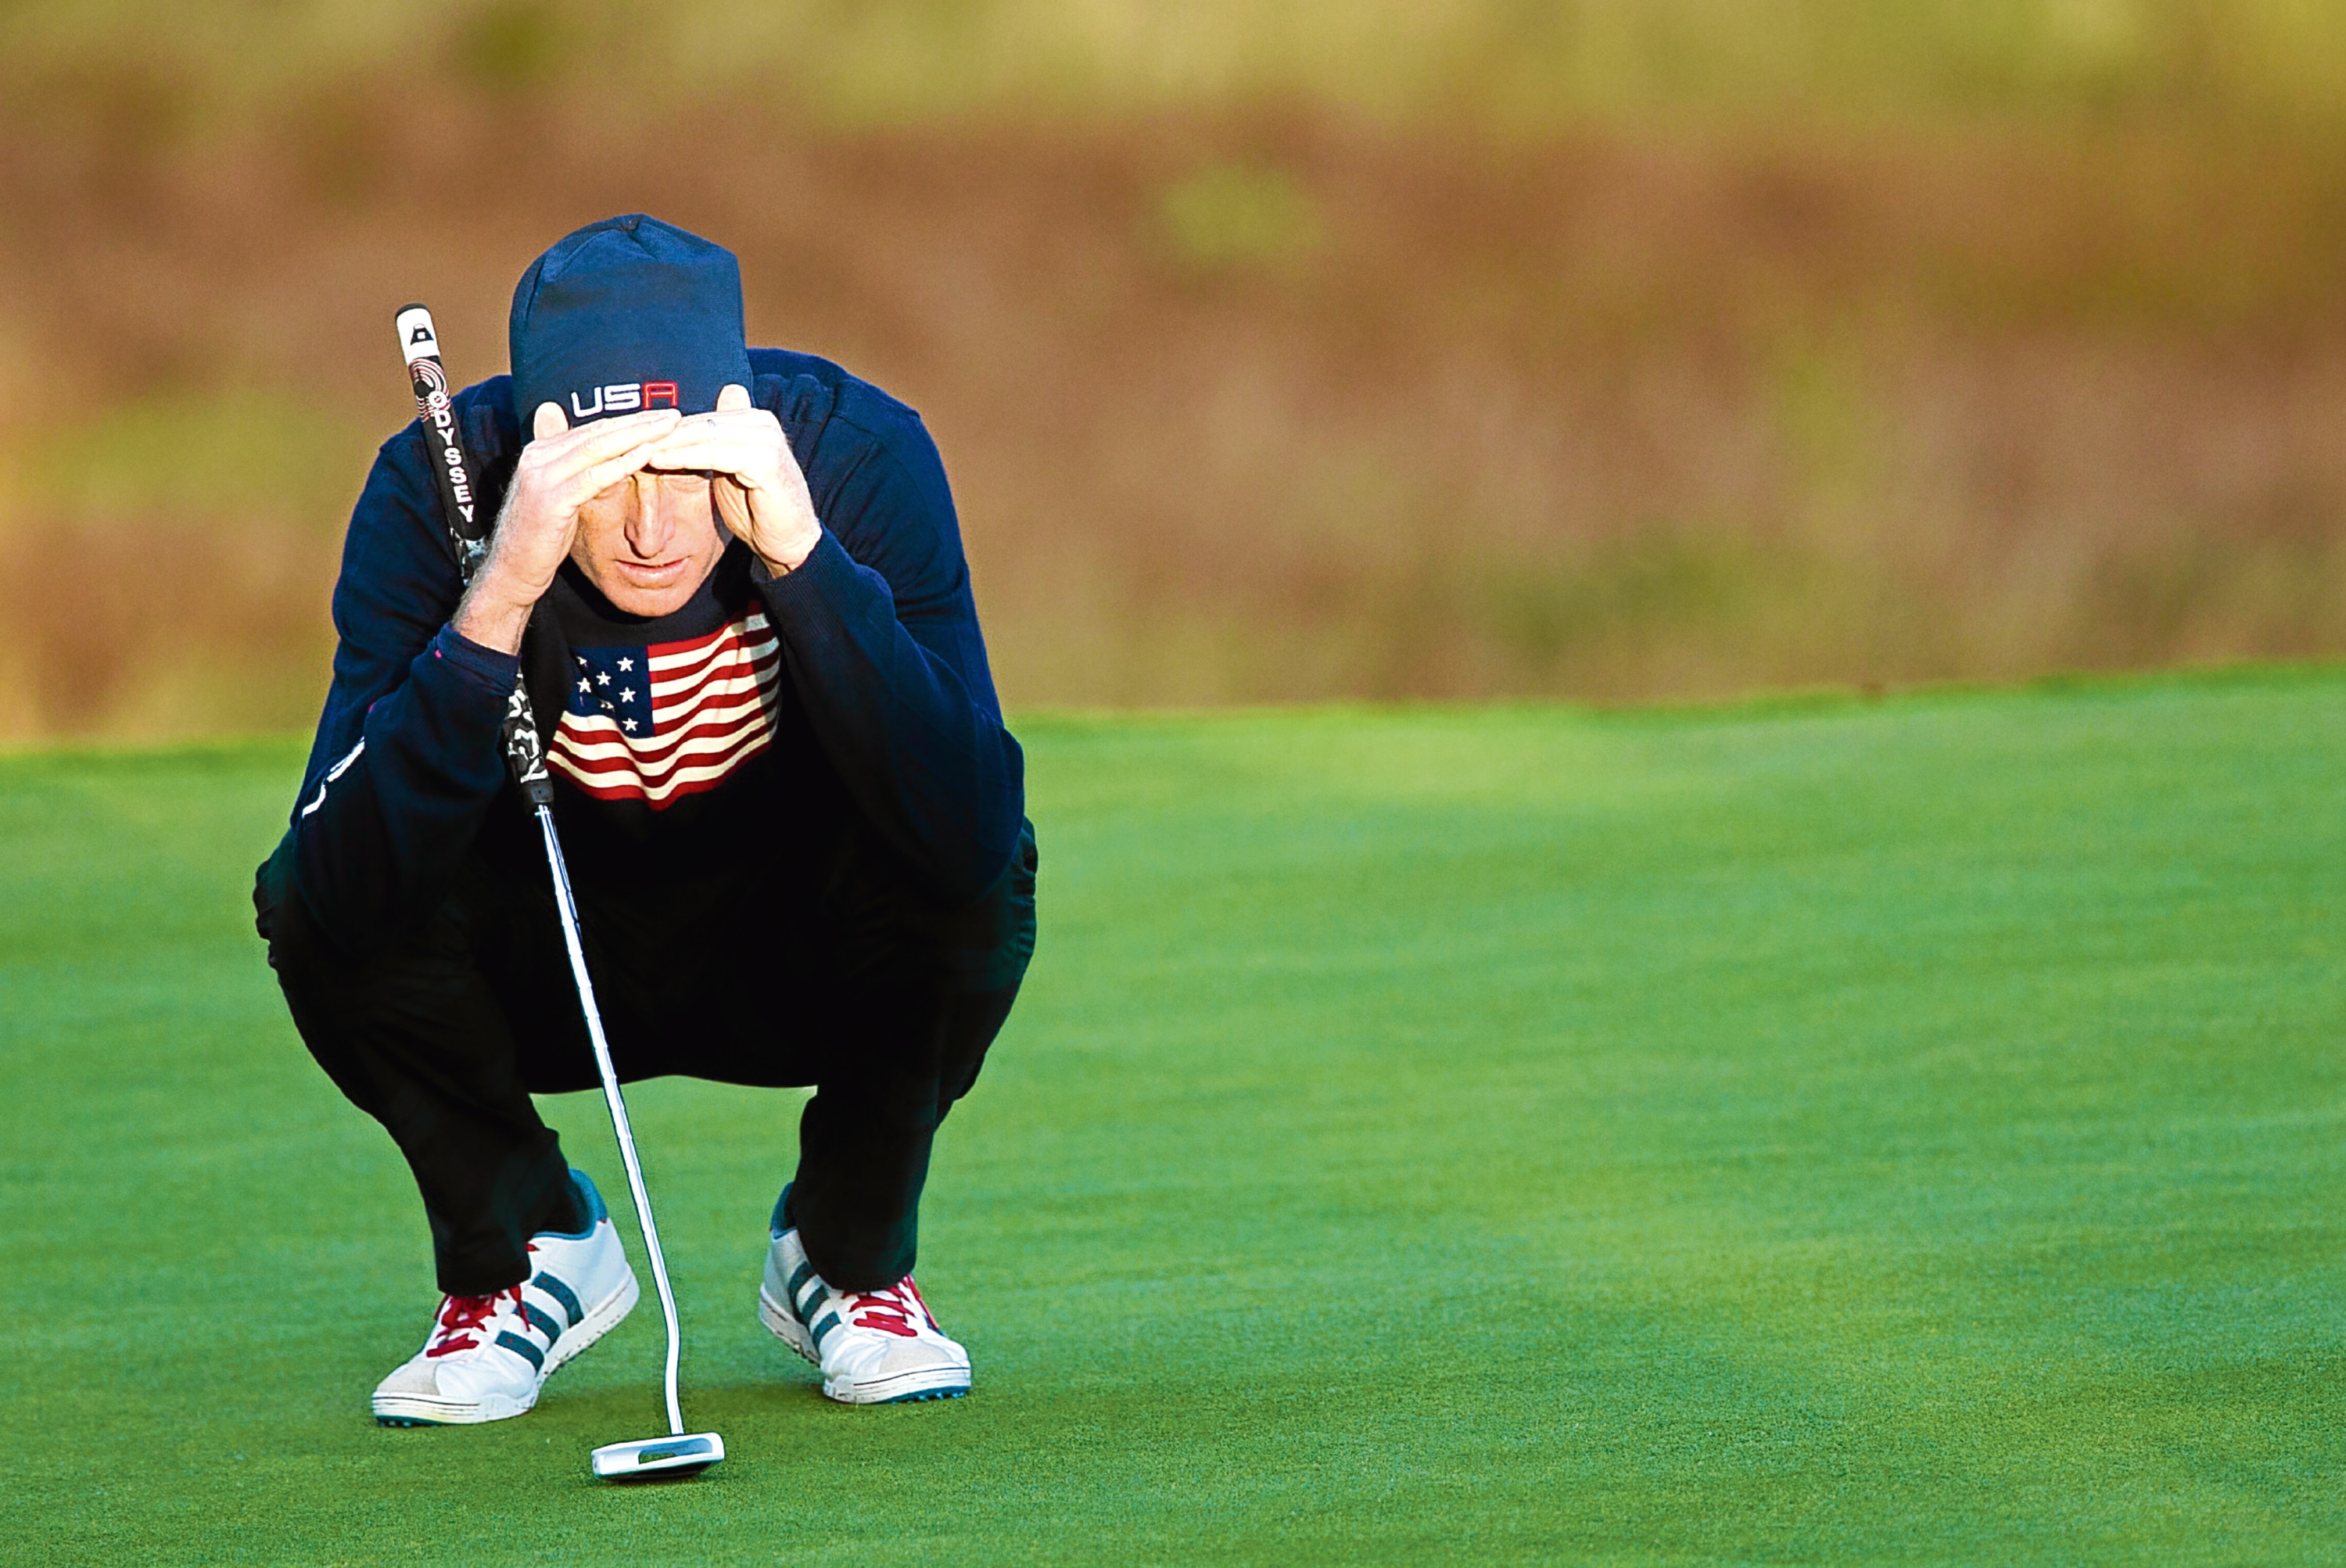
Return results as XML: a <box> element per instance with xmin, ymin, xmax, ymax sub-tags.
<box><xmin>4</xmin><ymin>676</ymin><xmax>2343</xmax><ymax>1563</ymax></box>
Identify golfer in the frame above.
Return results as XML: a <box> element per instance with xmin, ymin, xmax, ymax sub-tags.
<box><xmin>253</xmin><ymin>215</ymin><xmax>1036</xmax><ymax>1423</ymax></box>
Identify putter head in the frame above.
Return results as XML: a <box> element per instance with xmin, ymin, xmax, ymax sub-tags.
<box><xmin>590</xmin><ymin>1432</ymin><xmax>725</xmax><ymax>1482</ymax></box>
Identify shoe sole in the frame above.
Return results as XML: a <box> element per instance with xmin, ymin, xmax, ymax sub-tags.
<box><xmin>757</xmin><ymin>1286</ymin><xmax>969</xmax><ymax>1405</ymax></box>
<box><xmin>374</xmin><ymin>1269</ymin><xmax>641</xmax><ymax>1427</ymax></box>
<box><xmin>829</xmin><ymin>1374</ymin><xmax>970</xmax><ymax>1405</ymax></box>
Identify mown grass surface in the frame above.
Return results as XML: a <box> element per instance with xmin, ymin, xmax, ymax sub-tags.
<box><xmin>3</xmin><ymin>680</ymin><xmax>2344</xmax><ymax>1563</ymax></box>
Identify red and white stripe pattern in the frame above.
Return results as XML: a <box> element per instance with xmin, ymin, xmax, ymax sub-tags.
<box><xmin>550</xmin><ymin>607</ymin><xmax>781</xmax><ymax>807</ymax></box>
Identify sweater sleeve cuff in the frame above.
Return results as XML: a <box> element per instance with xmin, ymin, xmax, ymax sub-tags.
<box><xmin>428</xmin><ymin>623</ymin><xmax>522</xmax><ymax>695</ymax></box>
<box><xmin>752</xmin><ymin>529</ymin><xmax>862</xmax><ymax>613</ymax></box>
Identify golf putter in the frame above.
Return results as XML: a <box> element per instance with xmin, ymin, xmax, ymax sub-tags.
<box><xmin>396</xmin><ymin>306</ymin><xmax>724</xmax><ymax>1482</ymax></box>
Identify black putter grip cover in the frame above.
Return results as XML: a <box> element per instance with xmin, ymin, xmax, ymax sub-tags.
<box><xmin>395</xmin><ymin>304</ymin><xmax>556</xmax><ymax>803</ymax></box>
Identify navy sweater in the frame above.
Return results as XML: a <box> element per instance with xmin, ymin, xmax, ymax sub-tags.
<box><xmin>285</xmin><ymin>348</ymin><xmax>1024</xmax><ymax>956</ymax></box>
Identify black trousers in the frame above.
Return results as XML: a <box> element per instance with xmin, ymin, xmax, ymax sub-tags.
<box><xmin>258</xmin><ymin>817</ymin><xmax>1036</xmax><ymax>1297</ymax></box>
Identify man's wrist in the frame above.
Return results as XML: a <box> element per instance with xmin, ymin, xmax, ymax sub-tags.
<box><xmin>431</xmin><ymin>622</ymin><xmax>523</xmax><ymax>693</ymax></box>
<box><xmin>750</xmin><ymin>525</ymin><xmax>821</xmax><ymax>578</ymax></box>
<box><xmin>452</xmin><ymin>576</ymin><xmax>537</xmax><ymax>655</ymax></box>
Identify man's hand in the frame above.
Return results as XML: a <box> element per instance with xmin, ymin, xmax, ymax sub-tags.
<box><xmin>454</xmin><ymin>402</ymin><xmax>683</xmax><ymax>654</ymax></box>
<box><xmin>643</xmin><ymin>383</ymin><xmax>823</xmax><ymax>577</ymax></box>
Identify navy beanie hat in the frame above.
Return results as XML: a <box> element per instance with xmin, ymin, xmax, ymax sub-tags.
<box><xmin>509</xmin><ymin>214</ymin><xmax>753</xmax><ymax>427</ymax></box>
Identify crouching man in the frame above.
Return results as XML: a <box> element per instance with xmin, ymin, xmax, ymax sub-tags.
<box><xmin>254</xmin><ymin>215</ymin><xmax>1036</xmax><ymax>1423</ymax></box>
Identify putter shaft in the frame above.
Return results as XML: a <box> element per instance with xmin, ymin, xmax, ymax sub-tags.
<box><xmin>396</xmin><ymin>303</ymin><xmax>713</xmax><ymax>1477</ymax></box>
<box><xmin>537</xmin><ymin>803</ymin><xmax>687</xmax><ymax>1438</ymax></box>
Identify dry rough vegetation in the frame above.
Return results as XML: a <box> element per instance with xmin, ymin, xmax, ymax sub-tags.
<box><xmin>2</xmin><ymin>5</ymin><xmax>2344</xmax><ymax>735</ymax></box>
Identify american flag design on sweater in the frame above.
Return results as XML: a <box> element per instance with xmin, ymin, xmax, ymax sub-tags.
<box><xmin>549</xmin><ymin>606</ymin><xmax>782</xmax><ymax>806</ymax></box>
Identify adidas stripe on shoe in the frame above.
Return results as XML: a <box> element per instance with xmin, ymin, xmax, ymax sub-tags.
<box><xmin>372</xmin><ymin>1169</ymin><xmax>639</xmax><ymax>1426</ymax></box>
<box><xmin>756</xmin><ymin>1190</ymin><xmax>970</xmax><ymax>1405</ymax></box>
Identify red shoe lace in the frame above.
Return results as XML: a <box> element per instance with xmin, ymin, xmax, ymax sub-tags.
<box><xmin>841</xmin><ymin>1278</ymin><xmax>933</xmax><ymax>1339</ymax></box>
<box><xmin>426</xmin><ymin>1286</ymin><xmax>520</xmax><ymax>1358</ymax></box>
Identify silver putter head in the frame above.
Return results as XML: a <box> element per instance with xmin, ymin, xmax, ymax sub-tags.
<box><xmin>590</xmin><ymin>1432</ymin><xmax>725</xmax><ymax>1481</ymax></box>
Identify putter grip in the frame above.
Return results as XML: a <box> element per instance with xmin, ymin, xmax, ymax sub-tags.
<box><xmin>395</xmin><ymin>304</ymin><xmax>556</xmax><ymax>806</ymax></box>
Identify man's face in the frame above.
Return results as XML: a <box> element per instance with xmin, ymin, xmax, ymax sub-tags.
<box><xmin>567</xmin><ymin>468</ymin><xmax>728</xmax><ymax>617</ymax></box>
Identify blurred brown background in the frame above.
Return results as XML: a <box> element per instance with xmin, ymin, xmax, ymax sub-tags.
<box><xmin>3</xmin><ymin>1</ymin><xmax>2343</xmax><ymax>738</ymax></box>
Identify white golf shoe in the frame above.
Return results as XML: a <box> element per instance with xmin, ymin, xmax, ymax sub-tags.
<box><xmin>758</xmin><ymin>1204</ymin><xmax>970</xmax><ymax>1405</ymax></box>
<box><xmin>371</xmin><ymin>1171</ymin><xmax>639</xmax><ymax>1426</ymax></box>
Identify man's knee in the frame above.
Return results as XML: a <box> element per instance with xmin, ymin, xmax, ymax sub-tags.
<box><xmin>920</xmin><ymin>820</ymin><xmax>1035</xmax><ymax>1108</ymax></box>
<box><xmin>912</xmin><ymin>816</ymin><xmax>1039</xmax><ymax>994</ymax></box>
<box><xmin>253</xmin><ymin>827</ymin><xmax>302</xmax><ymax>960</ymax></box>
<box><xmin>255</xmin><ymin>833</ymin><xmax>352</xmax><ymax>1011</ymax></box>
<box><xmin>256</xmin><ymin>847</ymin><xmax>497</xmax><ymax>1081</ymax></box>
